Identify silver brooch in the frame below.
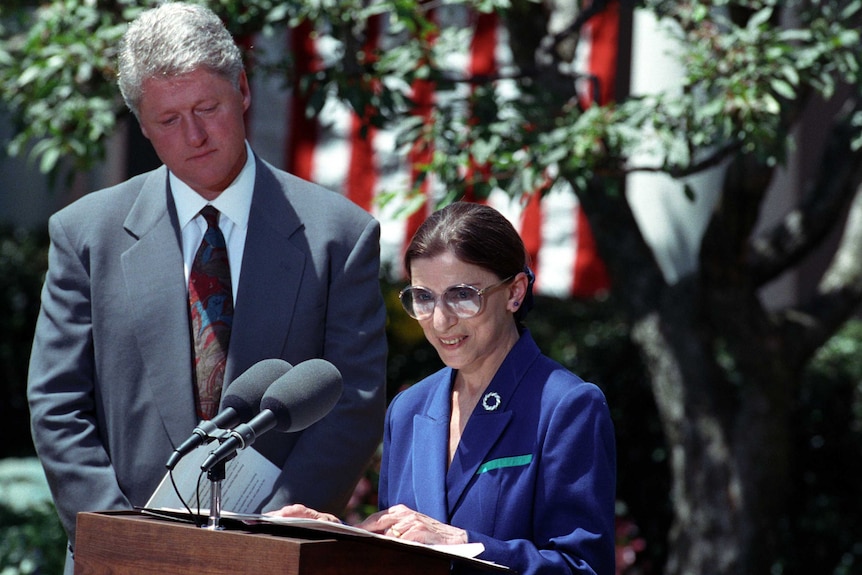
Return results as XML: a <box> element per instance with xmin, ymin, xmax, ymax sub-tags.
<box><xmin>482</xmin><ymin>391</ymin><xmax>501</xmax><ymax>411</ymax></box>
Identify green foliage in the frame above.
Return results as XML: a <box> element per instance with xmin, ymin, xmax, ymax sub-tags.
<box><xmin>779</xmin><ymin>319</ymin><xmax>862</xmax><ymax>575</ymax></box>
<box><xmin>0</xmin><ymin>227</ymin><xmax>48</xmax><ymax>458</ymax></box>
<box><xmin>5</xmin><ymin>0</ymin><xmax>860</xmax><ymax>193</ymax></box>
<box><xmin>0</xmin><ymin>0</ymin><xmax>131</xmax><ymax>174</ymax></box>
<box><xmin>0</xmin><ymin>458</ymin><xmax>66</xmax><ymax>575</ymax></box>
<box><xmin>0</xmin><ymin>502</ymin><xmax>66</xmax><ymax>574</ymax></box>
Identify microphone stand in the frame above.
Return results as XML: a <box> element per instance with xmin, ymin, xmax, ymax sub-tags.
<box><xmin>202</xmin><ymin>430</ymin><xmax>236</xmax><ymax>531</ymax></box>
<box><xmin>204</xmin><ymin>459</ymin><xmax>227</xmax><ymax>530</ymax></box>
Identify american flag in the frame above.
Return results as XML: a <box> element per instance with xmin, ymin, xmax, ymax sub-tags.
<box><xmin>247</xmin><ymin>3</ymin><xmax>621</xmax><ymax>298</ymax></box>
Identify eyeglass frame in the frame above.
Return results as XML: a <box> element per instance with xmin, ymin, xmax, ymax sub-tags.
<box><xmin>398</xmin><ymin>275</ymin><xmax>516</xmax><ymax>320</ymax></box>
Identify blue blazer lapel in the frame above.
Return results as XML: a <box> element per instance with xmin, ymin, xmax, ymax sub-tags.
<box><xmin>411</xmin><ymin>377</ymin><xmax>451</xmax><ymax>521</ymax></box>
<box><xmin>226</xmin><ymin>159</ymin><xmax>305</xmax><ymax>382</ymax></box>
<box><xmin>121</xmin><ymin>168</ymin><xmax>198</xmax><ymax>445</ymax></box>
<box><xmin>446</xmin><ymin>409</ymin><xmax>513</xmax><ymax>516</ymax></box>
<box><xmin>445</xmin><ymin>354</ymin><xmax>529</xmax><ymax>515</ymax></box>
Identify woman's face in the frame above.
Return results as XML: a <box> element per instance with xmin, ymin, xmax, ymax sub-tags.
<box><xmin>409</xmin><ymin>251</ymin><xmax>524</xmax><ymax>382</ymax></box>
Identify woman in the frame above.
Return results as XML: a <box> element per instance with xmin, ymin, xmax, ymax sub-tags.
<box><xmin>274</xmin><ymin>202</ymin><xmax>616</xmax><ymax>574</ymax></box>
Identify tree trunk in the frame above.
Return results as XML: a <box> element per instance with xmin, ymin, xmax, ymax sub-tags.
<box><xmin>574</xmin><ymin>170</ymin><xmax>801</xmax><ymax>573</ymax></box>
<box><xmin>631</xmin><ymin>287</ymin><xmax>795</xmax><ymax>575</ymax></box>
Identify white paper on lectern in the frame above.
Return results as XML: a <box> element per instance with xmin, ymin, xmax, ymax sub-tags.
<box><xmin>224</xmin><ymin>512</ymin><xmax>488</xmax><ymax>561</ymax></box>
<box><xmin>146</xmin><ymin>444</ymin><xmax>280</xmax><ymax>513</ymax></box>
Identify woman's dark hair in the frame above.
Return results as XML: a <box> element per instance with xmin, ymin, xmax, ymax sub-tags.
<box><xmin>404</xmin><ymin>202</ymin><xmax>534</xmax><ymax>321</ymax></box>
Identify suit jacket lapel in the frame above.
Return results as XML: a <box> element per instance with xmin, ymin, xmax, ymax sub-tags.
<box><xmin>446</xmin><ymin>409</ymin><xmax>513</xmax><ymax>517</ymax></box>
<box><xmin>226</xmin><ymin>158</ymin><xmax>305</xmax><ymax>383</ymax></box>
<box><xmin>445</xmin><ymin>357</ymin><xmax>528</xmax><ymax>516</ymax></box>
<box><xmin>121</xmin><ymin>168</ymin><xmax>197</xmax><ymax>444</ymax></box>
<box><xmin>412</xmin><ymin>373</ymin><xmax>451</xmax><ymax>521</ymax></box>
<box><xmin>445</xmin><ymin>332</ymin><xmax>544</xmax><ymax>515</ymax></box>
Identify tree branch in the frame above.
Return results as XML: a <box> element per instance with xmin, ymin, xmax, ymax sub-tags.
<box><xmin>747</xmin><ymin>102</ymin><xmax>862</xmax><ymax>287</ymax></box>
<box><xmin>781</xmin><ymin>183</ymin><xmax>862</xmax><ymax>360</ymax></box>
<box><xmin>702</xmin><ymin>152</ymin><xmax>775</xmax><ymax>283</ymax></box>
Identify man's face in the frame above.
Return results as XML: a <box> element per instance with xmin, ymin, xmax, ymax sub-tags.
<box><xmin>138</xmin><ymin>68</ymin><xmax>251</xmax><ymax>200</ymax></box>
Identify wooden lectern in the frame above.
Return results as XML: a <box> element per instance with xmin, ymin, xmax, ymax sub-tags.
<box><xmin>74</xmin><ymin>511</ymin><xmax>506</xmax><ymax>574</ymax></box>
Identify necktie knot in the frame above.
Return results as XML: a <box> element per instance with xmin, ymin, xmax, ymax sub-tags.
<box><xmin>200</xmin><ymin>205</ymin><xmax>220</xmax><ymax>228</ymax></box>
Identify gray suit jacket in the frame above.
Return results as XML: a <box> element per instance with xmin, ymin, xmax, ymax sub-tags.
<box><xmin>27</xmin><ymin>155</ymin><xmax>388</xmax><ymax>552</ymax></box>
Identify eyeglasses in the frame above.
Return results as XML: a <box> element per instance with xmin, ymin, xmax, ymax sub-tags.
<box><xmin>399</xmin><ymin>276</ymin><xmax>515</xmax><ymax>320</ymax></box>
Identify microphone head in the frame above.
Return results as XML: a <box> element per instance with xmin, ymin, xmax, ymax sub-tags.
<box><xmin>222</xmin><ymin>359</ymin><xmax>293</xmax><ymax>422</ymax></box>
<box><xmin>261</xmin><ymin>358</ymin><xmax>343</xmax><ymax>433</ymax></box>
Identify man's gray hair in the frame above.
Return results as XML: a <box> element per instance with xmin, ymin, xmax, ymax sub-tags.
<box><xmin>118</xmin><ymin>2</ymin><xmax>244</xmax><ymax>118</ymax></box>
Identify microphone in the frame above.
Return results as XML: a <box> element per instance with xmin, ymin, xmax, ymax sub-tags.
<box><xmin>166</xmin><ymin>358</ymin><xmax>293</xmax><ymax>470</ymax></box>
<box><xmin>200</xmin><ymin>358</ymin><xmax>343</xmax><ymax>472</ymax></box>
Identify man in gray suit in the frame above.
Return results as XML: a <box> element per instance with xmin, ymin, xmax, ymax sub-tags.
<box><xmin>26</xmin><ymin>3</ymin><xmax>387</xmax><ymax>572</ymax></box>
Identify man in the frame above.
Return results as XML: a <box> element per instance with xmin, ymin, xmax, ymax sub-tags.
<box><xmin>26</xmin><ymin>3</ymin><xmax>387</xmax><ymax>572</ymax></box>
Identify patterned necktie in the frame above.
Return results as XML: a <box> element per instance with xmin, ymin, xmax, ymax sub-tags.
<box><xmin>189</xmin><ymin>206</ymin><xmax>233</xmax><ymax>420</ymax></box>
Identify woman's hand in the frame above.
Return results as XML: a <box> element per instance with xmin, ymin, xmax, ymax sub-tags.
<box><xmin>357</xmin><ymin>504</ymin><xmax>468</xmax><ymax>545</ymax></box>
<box><xmin>265</xmin><ymin>503</ymin><xmax>340</xmax><ymax>523</ymax></box>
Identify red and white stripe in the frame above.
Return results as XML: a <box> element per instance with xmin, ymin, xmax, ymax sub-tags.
<box><xmin>248</xmin><ymin>3</ymin><xmax>621</xmax><ymax>297</ymax></box>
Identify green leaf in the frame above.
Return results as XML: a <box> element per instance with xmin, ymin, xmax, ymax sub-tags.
<box><xmin>770</xmin><ymin>79</ymin><xmax>796</xmax><ymax>100</ymax></box>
